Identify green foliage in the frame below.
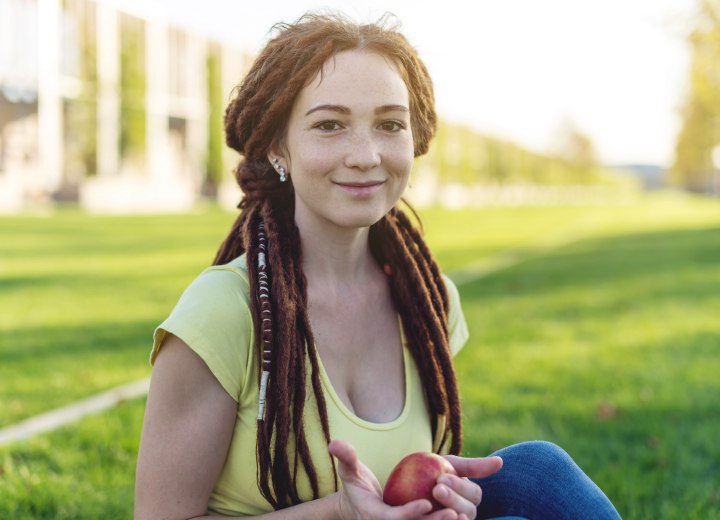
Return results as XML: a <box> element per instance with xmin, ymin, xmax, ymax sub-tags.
<box><xmin>205</xmin><ymin>45</ymin><xmax>225</xmax><ymax>190</ymax></box>
<box><xmin>119</xmin><ymin>16</ymin><xmax>146</xmax><ymax>160</ymax></box>
<box><xmin>672</xmin><ymin>0</ymin><xmax>720</xmax><ymax>192</ymax></box>
<box><xmin>1</xmin><ymin>194</ymin><xmax>719</xmax><ymax>518</ymax></box>
<box><xmin>420</xmin><ymin>120</ymin><xmax>612</xmax><ymax>186</ymax></box>
<box><xmin>61</xmin><ymin>0</ymin><xmax>98</xmax><ymax>181</ymax></box>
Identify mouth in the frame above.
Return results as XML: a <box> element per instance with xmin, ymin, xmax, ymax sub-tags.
<box><xmin>332</xmin><ymin>180</ymin><xmax>386</xmax><ymax>196</ymax></box>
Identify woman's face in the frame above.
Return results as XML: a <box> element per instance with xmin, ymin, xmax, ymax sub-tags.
<box><xmin>276</xmin><ymin>49</ymin><xmax>414</xmax><ymax>234</ymax></box>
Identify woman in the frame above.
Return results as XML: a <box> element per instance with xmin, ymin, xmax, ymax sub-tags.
<box><xmin>134</xmin><ymin>13</ymin><xmax>621</xmax><ymax>520</ymax></box>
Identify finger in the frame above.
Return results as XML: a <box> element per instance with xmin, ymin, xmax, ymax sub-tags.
<box><xmin>438</xmin><ymin>474</ymin><xmax>483</xmax><ymax>506</ymax></box>
<box><xmin>328</xmin><ymin>440</ymin><xmax>359</xmax><ymax>481</ymax></box>
<box><xmin>432</xmin><ymin>481</ymin><xmax>477</xmax><ymax>519</ymax></box>
<box><xmin>424</xmin><ymin>508</ymin><xmax>460</xmax><ymax>520</ymax></box>
<box><xmin>380</xmin><ymin>498</ymin><xmax>458</xmax><ymax>520</ymax></box>
<box><xmin>383</xmin><ymin>499</ymin><xmax>435</xmax><ymax>519</ymax></box>
<box><xmin>443</xmin><ymin>455</ymin><xmax>503</xmax><ymax>479</ymax></box>
<box><xmin>354</xmin><ymin>496</ymin><xmax>437</xmax><ymax>520</ymax></box>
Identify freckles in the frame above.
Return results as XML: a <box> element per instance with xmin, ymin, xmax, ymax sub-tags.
<box><xmin>383</xmin><ymin>144</ymin><xmax>414</xmax><ymax>175</ymax></box>
<box><xmin>295</xmin><ymin>153</ymin><xmax>337</xmax><ymax>179</ymax></box>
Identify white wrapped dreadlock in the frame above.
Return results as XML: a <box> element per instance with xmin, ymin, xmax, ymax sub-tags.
<box><xmin>256</xmin><ymin>221</ymin><xmax>272</xmax><ymax>421</ymax></box>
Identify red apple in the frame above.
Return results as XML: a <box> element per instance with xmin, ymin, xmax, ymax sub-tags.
<box><xmin>383</xmin><ymin>452</ymin><xmax>458</xmax><ymax>511</ymax></box>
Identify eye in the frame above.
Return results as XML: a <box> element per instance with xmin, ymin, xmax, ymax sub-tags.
<box><xmin>378</xmin><ymin>120</ymin><xmax>406</xmax><ymax>132</ymax></box>
<box><xmin>313</xmin><ymin>120</ymin><xmax>344</xmax><ymax>132</ymax></box>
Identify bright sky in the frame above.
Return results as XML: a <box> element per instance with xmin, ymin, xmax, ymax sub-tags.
<box><xmin>161</xmin><ymin>0</ymin><xmax>697</xmax><ymax>167</ymax></box>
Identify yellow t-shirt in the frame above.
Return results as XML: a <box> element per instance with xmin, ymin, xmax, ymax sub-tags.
<box><xmin>151</xmin><ymin>254</ymin><xmax>469</xmax><ymax>516</ymax></box>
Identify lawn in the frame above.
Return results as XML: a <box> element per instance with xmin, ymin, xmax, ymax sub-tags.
<box><xmin>1</xmin><ymin>192</ymin><xmax>719</xmax><ymax>518</ymax></box>
<box><xmin>0</xmin><ymin>207</ymin><xmax>236</xmax><ymax>426</ymax></box>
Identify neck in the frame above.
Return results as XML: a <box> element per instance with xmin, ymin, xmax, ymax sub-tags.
<box><xmin>296</xmin><ymin>219</ymin><xmax>378</xmax><ymax>291</ymax></box>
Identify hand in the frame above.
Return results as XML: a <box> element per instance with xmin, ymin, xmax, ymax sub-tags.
<box><xmin>329</xmin><ymin>440</ymin><xmax>461</xmax><ymax>520</ymax></box>
<box><xmin>430</xmin><ymin>454</ymin><xmax>504</xmax><ymax>520</ymax></box>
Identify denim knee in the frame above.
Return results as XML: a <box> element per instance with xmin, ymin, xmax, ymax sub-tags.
<box><xmin>496</xmin><ymin>440</ymin><xmax>573</xmax><ymax>474</ymax></box>
<box><xmin>476</xmin><ymin>440</ymin><xmax>622</xmax><ymax>519</ymax></box>
<box><xmin>491</xmin><ymin>440</ymin><xmax>587</xmax><ymax>489</ymax></box>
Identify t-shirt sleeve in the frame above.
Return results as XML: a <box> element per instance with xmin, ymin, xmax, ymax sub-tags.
<box><xmin>150</xmin><ymin>266</ymin><xmax>254</xmax><ymax>402</ymax></box>
<box><xmin>443</xmin><ymin>274</ymin><xmax>469</xmax><ymax>357</ymax></box>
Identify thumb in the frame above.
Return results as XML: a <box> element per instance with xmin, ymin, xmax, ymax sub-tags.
<box><xmin>328</xmin><ymin>439</ymin><xmax>359</xmax><ymax>482</ymax></box>
<box><xmin>443</xmin><ymin>455</ymin><xmax>504</xmax><ymax>479</ymax></box>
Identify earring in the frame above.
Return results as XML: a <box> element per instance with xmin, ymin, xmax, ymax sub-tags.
<box><xmin>271</xmin><ymin>157</ymin><xmax>287</xmax><ymax>183</ymax></box>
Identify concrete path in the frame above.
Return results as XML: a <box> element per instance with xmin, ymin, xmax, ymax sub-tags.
<box><xmin>0</xmin><ymin>378</ymin><xmax>150</xmax><ymax>446</ymax></box>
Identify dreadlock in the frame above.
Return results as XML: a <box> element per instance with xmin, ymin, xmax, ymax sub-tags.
<box><xmin>213</xmin><ymin>12</ymin><xmax>462</xmax><ymax>510</ymax></box>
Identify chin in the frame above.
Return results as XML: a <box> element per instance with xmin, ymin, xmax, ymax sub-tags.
<box><xmin>334</xmin><ymin>208</ymin><xmax>389</xmax><ymax>229</ymax></box>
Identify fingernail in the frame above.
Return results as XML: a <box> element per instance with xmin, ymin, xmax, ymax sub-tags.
<box><xmin>436</xmin><ymin>485</ymin><xmax>448</xmax><ymax>498</ymax></box>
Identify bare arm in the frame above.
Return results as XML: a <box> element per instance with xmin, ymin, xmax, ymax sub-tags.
<box><xmin>134</xmin><ymin>334</ymin><xmax>238</xmax><ymax>519</ymax></box>
<box><xmin>134</xmin><ymin>335</ymin><xmax>346</xmax><ymax>520</ymax></box>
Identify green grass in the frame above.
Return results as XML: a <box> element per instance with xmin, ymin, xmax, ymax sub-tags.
<box><xmin>455</xmin><ymin>225</ymin><xmax>720</xmax><ymax>518</ymax></box>
<box><xmin>0</xmin><ymin>207</ymin><xmax>236</xmax><ymax>425</ymax></box>
<box><xmin>1</xmin><ymin>192</ymin><xmax>719</xmax><ymax>518</ymax></box>
<box><xmin>0</xmin><ymin>399</ymin><xmax>145</xmax><ymax>519</ymax></box>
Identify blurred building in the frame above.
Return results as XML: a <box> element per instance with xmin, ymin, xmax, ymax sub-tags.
<box><xmin>0</xmin><ymin>0</ymin><xmax>249</xmax><ymax>213</ymax></box>
<box><xmin>0</xmin><ymin>0</ymin><xmax>641</xmax><ymax>214</ymax></box>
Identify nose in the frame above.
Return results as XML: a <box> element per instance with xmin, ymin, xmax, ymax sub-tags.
<box><xmin>344</xmin><ymin>130</ymin><xmax>380</xmax><ymax>171</ymax></box>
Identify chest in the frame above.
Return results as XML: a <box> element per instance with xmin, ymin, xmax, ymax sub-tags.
<box><xmin>225</xmin><ymin>337</ymin><xmax>433</xmax><ymax>515</ymax></box>
<box><xmin>309</xmin><ymin>293</ymin><xmax>406</xmax><ymax>424</ymax></box>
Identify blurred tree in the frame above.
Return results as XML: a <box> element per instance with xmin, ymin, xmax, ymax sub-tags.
<box><xmin>204</xmin><ymin>44</ymin><xmax>223</xmax><ymax>194</ymax></box>
<box><xmin>76</xmin><ymin>0</ymin><xmax>97</xmax><ymax>178</ymax></box>
<box><xmin>420</xmin><ymin>119</ymin><xmax>613</xmax><ymax>187</ymax></box>
<box><xmin>671</xmin><ymin>0</ymin><xmax>720</xmax><ymax>192</ymax></box>
<box><xmin>549</xmin><ymin>119</ymin><xmax>598</xmax><ymax>179</ymax></box>
<box><xmin>119</xmin><ymin>15</ymin><xmax>146</xmax><ymax>162</ymax></box>
<box><xmin>59</xmin><ymin>0</ymin><xmax>97</xmax><ymax>192</ymax></box>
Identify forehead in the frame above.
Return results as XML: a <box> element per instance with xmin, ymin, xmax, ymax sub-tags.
<box><xmin>295</xmin><ymin>49</ymin><xmax>409</xmax><ymax>110</ymax></box>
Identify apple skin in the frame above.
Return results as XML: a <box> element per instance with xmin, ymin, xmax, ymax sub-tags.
<box><xmin>383</xmin><ymin>452</ymin><xmax>458</xmax><ymax>511</ymax></box>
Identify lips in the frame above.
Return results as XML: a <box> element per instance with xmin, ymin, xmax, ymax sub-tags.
<box><xmin>333</xmin><ymin>180</ymin><xmax>385</xmax><ymax>187</ymax></box>
<box><xmin>332</xmin><ymin>180</ymin><xmax>386</xmax><ymax>196</ymax></box>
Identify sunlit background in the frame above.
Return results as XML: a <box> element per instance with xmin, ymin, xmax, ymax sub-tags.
<box><xmin>1</xmin><ymin>0</ymin><xmax>719</xmax><ymax>213</ymax></box>
<box><xmin>170</xmin><ymin>0</ymin><xmax>694</xmax><ymax>166</ymax></box>
<box><xmin>1</xmin><ymin>1</ymin><xmax>720</xmax><ymax>518</ymax></box>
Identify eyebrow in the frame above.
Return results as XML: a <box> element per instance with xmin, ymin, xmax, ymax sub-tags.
<box><xmin>304</xmin><ymin>104</ymin><xmax>409</xmax><ymax>116</ymax></box>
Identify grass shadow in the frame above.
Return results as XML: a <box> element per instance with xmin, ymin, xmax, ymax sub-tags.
<box><xmin>453</xmin><ymin>224</ymin><xmax>720</xmax><ymax>518</ymax></box>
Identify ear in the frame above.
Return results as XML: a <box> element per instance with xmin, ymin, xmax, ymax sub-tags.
<box><xmin>267</xmin><ymin>140</ymin><xmax>289</xmax><ymax>171</ymax></box>
<box><xmin>266</xmin><ymin>153</ymin><xmax>284</xmax><ymax>173</ymax></box>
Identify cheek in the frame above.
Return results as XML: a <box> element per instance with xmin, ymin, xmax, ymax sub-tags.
<box><xmin>288</xmin><ymin>139</ymin><xmax>337</xmax><ymax>176</ymax></box>
<box><xmin>307</xmin><ymin>149</ymin><xmax>337</xmax><ymax>170</ymax></box>
<box><xmin>384</xmin><ymin>142</ymin><xmax>414</xmax><ymax>178</ymax></box>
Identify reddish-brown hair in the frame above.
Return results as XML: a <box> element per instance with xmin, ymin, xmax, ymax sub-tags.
<box><xmin>214</xmin><ymin>12</ymin><xmax>461</xmax><ymax>510</ymax></box>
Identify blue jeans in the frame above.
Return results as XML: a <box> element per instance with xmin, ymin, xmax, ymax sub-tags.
<box><xmin>472</xmin><ymin>441</ymin><xmax>621</xmax><ymax>520</ymax></box>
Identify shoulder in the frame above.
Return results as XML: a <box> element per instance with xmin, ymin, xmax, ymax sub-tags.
<box><xmin>441</xmin><ymin>273</ymin><xmax>462</xmax><ymax>307</ymax></box>
<box><xmin>176</xmin><ymin>254</ymin><xmax>251</xmax><ymax>310</ymax></box>
<box><xmin>151</xmin><ymin>254</ymin><xmax>255</xmax><ymax>400</ymax></box>
<box><xmin>197</xmin><ymin>254</ymin><xmax>250</xmax><ymax>289</ymax></box>
<box><xmin>440</xmin><ymin>273</ymin><xmax>469</xmax><ymax>357</ymax></box>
